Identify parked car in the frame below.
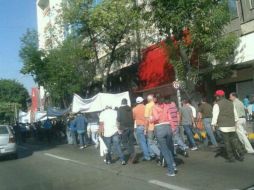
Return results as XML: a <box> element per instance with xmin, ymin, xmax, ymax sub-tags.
<box><xmin>0</xmin><ymin>125</ymin><xmax>17</xmax><ymax>159</ymax></box>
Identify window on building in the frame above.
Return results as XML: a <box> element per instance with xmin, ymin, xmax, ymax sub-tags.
<box><xmin>250</xmin><ymin>0</ymin><xmax>254</xmax><ymax>9</ymax></box>
<box><xmin>228</xmin><ymin>0</ymin><xmax>238</xmax><ymax>19</ymax></box>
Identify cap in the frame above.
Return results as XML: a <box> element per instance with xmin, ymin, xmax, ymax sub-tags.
<box><xmin>136</xmin><ymin>97</ymin><xmax>144</xmax><ymax>103</ymax></box>
<box><xmin>214</xmin><ymin>90</ymin><xmax>225</xmax><ymax>97</ymax></box>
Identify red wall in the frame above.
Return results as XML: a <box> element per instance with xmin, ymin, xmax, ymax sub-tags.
<box><xmin>138</xmin><ymin>42</ymin><xmax>175</xmax><ymax>90</ymax></box>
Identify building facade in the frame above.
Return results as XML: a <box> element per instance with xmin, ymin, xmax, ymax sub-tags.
<box><xmin>36</xmin><ymin>0</ymin><xmax>65</xmax><ymax>50</ymax></box>
<box><xmin>217</xmin><ymin>0</ymin><xmax>254</xmax><ymax>99</ymax></box>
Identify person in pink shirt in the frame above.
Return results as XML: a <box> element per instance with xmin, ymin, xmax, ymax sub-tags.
<box><xmin>166</xmin><ymin>100</ymin><xmax>189</xmax><ymax>157</ymax></box>
<box><xmin>151</xmin><ymin>96</ymin><xmax>177</xmax><ymax>177</ymax></box>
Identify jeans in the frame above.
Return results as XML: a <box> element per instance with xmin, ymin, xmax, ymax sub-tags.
<box><xmin>154</xmin><ymin>124</ymin><xmax>175</xmax><ymax>174</ymax></box>
<box><xmin>147</xmin><ymin>131</ymin><xmax>160</xmax><ymax>157</ymax></box>
<box><xmin>136</xmin><ymin>125</ymin><xmax>150</xmax><ymax>159</ymax></box>
<box><xmin>104</xmin><ymin>134</ymin><xmax>125</xmax><ymax>162</ymax></box>
<box><xmin>203</xmin><ymin>118</ymin><xmax>218</xmax><ymax>146</ymax></box>
<box><xmin>173</xmin><ymin>127</ymin><xmax>188</xmax><ymax>150</ymax></box>
<box><xmin>121</xmin><ymin>128</ymin><xmax>135</xmax><ymax>157</ymax></box>
<box><xmin>70</xmin><ymin>131</ymin><xmax>77</xmax><ymax>145</ymax></box>
<box><xmin>77</xmin><ymin>131</ymin><xmax>87</xmax><ymax>146</ymax></box>
<box><xmin>183</xmin><ymin>124</ymin><xmax>196</xmax><ymax>147</ymax></box>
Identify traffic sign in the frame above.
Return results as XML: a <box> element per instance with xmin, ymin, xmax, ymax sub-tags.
<box><xmin>173</xmin><ymin>81</ymin><xmax>180</xmax><ymax>89</ymax></box>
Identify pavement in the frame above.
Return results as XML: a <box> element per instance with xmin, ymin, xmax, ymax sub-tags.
<box><xmin>0</xmin><ymin>141</ymin><xmax>254</xmax><ymax>190</ymax></box>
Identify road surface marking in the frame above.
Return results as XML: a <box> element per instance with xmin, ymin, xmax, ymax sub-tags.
<box><xmin>44</xmin><ymin>153</ymin><xmax>88</xmax><ymax>166</ymax></box>
<box><xmin>45</xmin><ymin>153</ymin><xmax>190</xmax><ymax>190</ymax></box>
<box><xmin>44</xmin><ymin>153</ymin><xmax>70</xmax><ymax>161</ymax></box>
<box><xmin>149</xmin><ymin>180</ymin><xmax>191</xmax><ymax>190</ymax></box>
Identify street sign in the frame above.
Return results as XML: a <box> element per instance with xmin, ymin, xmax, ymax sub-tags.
<box><xmin>173</xmin><ymin>81</ymin><xmax>180</xmax><ymax>89</ymax></box>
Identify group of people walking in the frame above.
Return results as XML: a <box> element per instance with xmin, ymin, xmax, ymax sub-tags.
<box><xmin>66</xmin><ymin>90</ymin><xmax>254</xmax><ymax>177</ymax></box>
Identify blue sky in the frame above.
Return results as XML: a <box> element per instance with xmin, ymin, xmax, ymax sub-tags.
<box><xmin>0</xmin><ymin>0</ymin><xmax>37</xmax><ymax>92</ymax></box>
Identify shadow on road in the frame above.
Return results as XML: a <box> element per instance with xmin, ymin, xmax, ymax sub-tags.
<box><xmin>0</xmin><ymin>138</ymin><xmax>67</xmax><ymax>162</ymax></box>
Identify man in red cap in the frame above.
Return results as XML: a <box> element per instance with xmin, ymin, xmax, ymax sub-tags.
<box><xmin>211</xmin><ymin>90</ymin><xmax>245</xmax><ymax>162</ymax></box>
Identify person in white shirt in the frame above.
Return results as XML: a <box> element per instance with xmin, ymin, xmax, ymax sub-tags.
<box><xmin>99</xmin><ymin>105</ymin><xmax>126</xmax><ymax>165</ymax></box>
<box><xmin>229</xmin><ymin>93</ymin><xmax>254</xmax><ymax>154</ymax></box>
<box><xmin>211</xmin><ymin>90</ymin><xmax>245</xmax><ymax>162</ymax></box>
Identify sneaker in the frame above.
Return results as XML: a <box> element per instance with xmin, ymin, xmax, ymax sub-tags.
<box><xmin>104</xmin><ymin>159</ymin><xmax>111</xmax><ymax>164</ymax></box>
<box><xmin>191</xmin><ymin>146</ymin><xmax>198</xmax><ymax>151</ymax></box>
<box><xmin>166</xmin><ymin>173</ymin><xmax>176</xmax><ymax>177</ymax></box>
<box><xmin>121</xmin><ymin>161</ymin><xmax>126</xmax><ymax>165</ymax></box>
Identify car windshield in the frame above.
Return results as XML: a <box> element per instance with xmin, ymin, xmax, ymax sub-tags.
<box><xmin>0</xmin><ymin>126</ymin><xmax>9</xmax><ymax>134</ymax></box>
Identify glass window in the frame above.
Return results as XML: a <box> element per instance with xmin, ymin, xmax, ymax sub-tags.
<box><xmin>250</xmin><ymin>0</ymin><xmax>254</xmax><ymax>9</ymax></box>
<box><xmin>228</xmin><ymin>0</ymin><xmax>238</xmax><ymax>18</ymax></box>
<box><xmin>0</xmin><ymin>126</ymin><xmax>8</xmax><ymax>134</ymax></box>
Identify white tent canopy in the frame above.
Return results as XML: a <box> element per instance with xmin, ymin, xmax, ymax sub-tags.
<box><xmin>72</xmin><ymin>91</ymin><xmax>131</xmax><ymax>113</ymax></box>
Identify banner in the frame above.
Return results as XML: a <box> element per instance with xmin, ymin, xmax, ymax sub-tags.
<box><xmin>72</xmin><ymin>91</ymin><xmax>131</xmax><ymax>113</ymax></box>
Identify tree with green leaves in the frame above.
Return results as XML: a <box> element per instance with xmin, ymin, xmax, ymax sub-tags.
<box><xmin>0</xmin><ymin>79</ymin><xmax>29</xmax><ymax>124</ymax></box>
<box><xmin>20</xmin><ymin>30</ymin><xmax>95</xmax><ymax>107</ymax></box>
<box><xmin>61</xmin><ymin>0</ymin><xmax>142</xmax><ymax>91</ymax></box>
<box><xmin>44</xmin><ymin>36</ymin><xmax>95</xmax><ymax>107</ymax></box>
<box><xmin>19</xmin><ymin>29</ymin><xmax>48</xmax><ymax>86</ymax></box>
<box><xmin>149</xmin><ymin>0</ymin><xmax>239</xmax><ymax>94</ymax></box>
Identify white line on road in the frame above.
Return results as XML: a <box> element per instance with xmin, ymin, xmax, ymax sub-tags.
<box><xmin>44</xmin><ymin>153</ymin><xmax>190</xmax><ymax>190</ymax></box>
<box><xmin>44</xmin><ymin>153</ymin><xmax>88</xmax><ymax>166</ymax></box>
<box><xmin>149</xmin><ymin>180</ymin><xmax>191</xmax><ymax>190</ymax></box>
<box><xmin>44</xmin><ymin>153</ymin><xmax>70</xmax><ymax>161</ymax></box>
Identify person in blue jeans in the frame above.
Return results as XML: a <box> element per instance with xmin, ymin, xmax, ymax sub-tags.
<box><xmin>74</xmin><ymin>113</ymin><xmax>88</xmax><ymax>149</ymax></box>
<box><xmin>132</xmin><ymin>97</ymin><xmax>151</xmax><ymax>161</ymax></box>
<box><xmin>180</xmin><ymin>100</ymin><xmax>198</xmax><ymax>150</ymax></box>
<box><xmin>68</xmin><ymin>116</ymin><xmax>77</xmax><ymax>145</ymax></box>
<box><xmin>99</xmin><ymin>105</ymin><xmax>126</xmax><ymax>165</ymax></box>
<box><xmin>152</xmin><ymin>96</ymin><xmax>176</xmax><ymax>177</ymax></box>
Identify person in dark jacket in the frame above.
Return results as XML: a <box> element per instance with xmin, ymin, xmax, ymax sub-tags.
<box><xmin>212</xmin><ymin>90</ymin><xmax>245</xmax><ymax>162</ymax></box>
<box><xmin>74</xmin><ymin>113</ymin><xmax>88</xmax><ymax>149</ymax></box>
<box><xmin>117</xmin><ymin>98</ymin><xmax>136</xmax><ymax>163</ymax></box>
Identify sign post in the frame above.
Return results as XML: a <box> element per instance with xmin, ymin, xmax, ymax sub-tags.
<box><xmin>173</xmin><ymin>80</ymin><xmax>182</xmax><ymax>108</ymax></box>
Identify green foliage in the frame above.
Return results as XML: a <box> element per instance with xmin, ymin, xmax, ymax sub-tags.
<box><xmin>44</xmin><ymin>36</ymin><xmax>95</xmax><ymax>106</ymax></box>
<box><xmin>150</xmin><ymin>0</ymin><xmax>239</xmax><ymax>88</ymax></box>
<box><xmin>0</xmin><ymin>79</ymin><xmax>29</xmax><ymax>124</ymax></box>
<box><xmin>19</xmin><ymin>30</ymin><xmax>94</xmax><ymax>107</ymax></box>
<box><xmin>19</xmin><ymin>29</ymin><xmax>48</xmax><ymax>85</ymax></box>
<box><xmin>61</xmin><ymin>0</ymin><xmax>142</xmax><ymax>91</ymax></box>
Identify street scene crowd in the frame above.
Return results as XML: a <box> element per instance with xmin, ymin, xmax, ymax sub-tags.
<box><xmin>17</xmin><ymin>90</ymin><xmax>254</xmax><ymax>177</ymax></box>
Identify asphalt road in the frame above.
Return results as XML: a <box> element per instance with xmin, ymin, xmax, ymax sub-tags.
<box><xmin>1</xmin><ymin>143</ymin><xmax>254</xmax><ymax>190</ymax></box>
